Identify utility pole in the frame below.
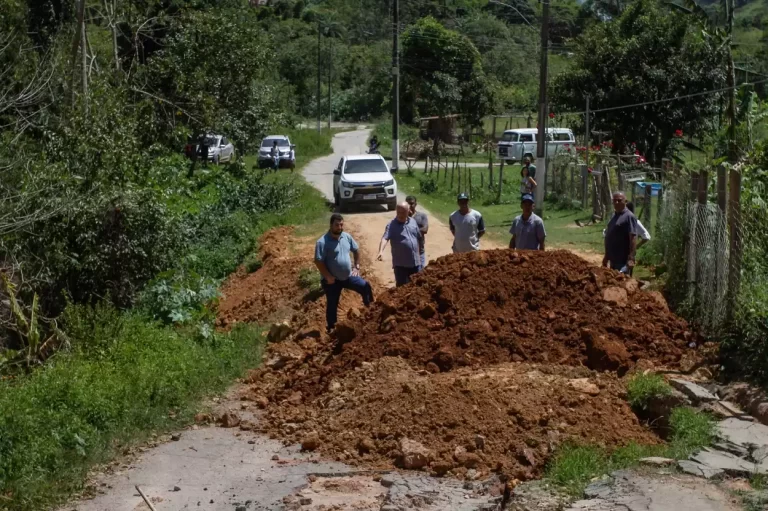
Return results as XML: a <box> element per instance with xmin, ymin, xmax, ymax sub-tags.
<box><xmin>328</xmin><ymin>37</ymin><xmax>332</xmax><ymax>130</ymax></box>
<box><xmin>316</xmin><ymin>26</ymin><xmax>321</xmax><ymax>133</ymax></box>
<box><xmin>534</xmin><ymin>0</ymin><xmax>550</xmax><ymax>213</ymax></box>
<box><xmin>391</xmin><ymin>0</ymin><xmax>400</xmax><ymax>172</ymax></box>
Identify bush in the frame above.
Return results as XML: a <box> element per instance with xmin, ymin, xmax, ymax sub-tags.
<box><xmin>139</xmin><ymin>270</ymin><xmax>220</xmax><ymax>326</ymax></box>
<box><xmin>626</xmin><ymin>372</ymin><xmax>672</xmax><ymax>410</ymax></box>
<box><xmin>0</xmin><ymin>305</ymin><xmax>265</xmax><ymax>510</ymax></box>
<box><xmin>8</xmin><ymin>187</ymin><xmax>185</xmax><ymax>313</ymax></box>
<box><xmin>297</xmin><ymin>267</ymin><xmax>322</xmax><ymax>294</ymax></box>
<box><xmin>419</xmin><ymin>177</ymin><xmax>439</xmax><ymax>194</ymax></box>
<box><xmin>244</xmin><ymin>253</ymin><xmax>263</xmax><ymax>273</ymax></box>
<box><xmin>668</xmin><ymin>407</ymin><xmax>715</xmax><ymax>458</ymax></box>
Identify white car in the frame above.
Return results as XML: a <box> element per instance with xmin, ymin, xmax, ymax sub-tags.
<box><xmin>333</xmin><ymin>155</ymin><xmax>397</xmax><ymax>212</ymax></box>
<box><xmin>198</xmin><ymin>134</ymin><xmax>235</xmax><ymax>164</ymax></box>
<box><xmin>258</xmin><ymin>135</ymin><xmax>296</xmax><ymax>169</ymax></box>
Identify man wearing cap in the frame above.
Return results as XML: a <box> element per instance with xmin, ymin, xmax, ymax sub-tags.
<box><xmin>449</xmin><ymin>193</ymin><xmax>485</xmax><ymax>253</ymax></box>
<box><xmin>509</xmin><ymin>194</ymin><xmax>546</xmax><ymax>251</ymax></box>
<box><xmin>377</xmin><ymin>202</ymin><xmax>423</xmax><ymax>286</ymax></box>
<box><xmin>405</xmin><ymin>195</ymin><xmax>429</xmax><ymax>268</ymax></box>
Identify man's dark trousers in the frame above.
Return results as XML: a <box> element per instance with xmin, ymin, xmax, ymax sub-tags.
<box><xmin>393</xmin><ymin>266</ymin><xmax>420</xmax><ymax>287</ymax></box>
<box><xmin>321</xmin><ymin>276</ymin><xmax>373</xmax><ymax>330</ymax></box>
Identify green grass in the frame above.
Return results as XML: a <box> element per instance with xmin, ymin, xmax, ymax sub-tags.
<box><xmin>297</xmin><ymin>267</ymin><xmax>322</xmax><ymax>294</ymax></box>
<box><xmin>667</xmin><ymin>407</ymin><xmax>716</xmax><ymax>459</ymax></box>
<box><xmin>626</xmin><ymin>373</ymin><xmax>673</xmax><ymax>410</ymax></box>
<box><xmin>546</xmin><ymin>406</ymin><xmax>715</xmax><ymax>497</ymax></box>
<box><xmin>393</xmin><ymin>168</ymin><xmax>605</xmax><ymax>254</ymax></box>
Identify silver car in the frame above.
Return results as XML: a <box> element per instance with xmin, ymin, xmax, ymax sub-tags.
<box><xmin>198</xmin><ymin>134</ymin><xmax>235</xmax><ymax>164</ymax></box>
<box><xmin>258</xmin><ymin>135</ymin><xmax>296</xmax><ymax>169</ymax></box>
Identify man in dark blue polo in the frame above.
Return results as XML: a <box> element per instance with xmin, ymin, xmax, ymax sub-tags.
<box><xmin>376</xmin><ymin>202</ymin><xmax>423</xmax><ymax>286</ymax></box>
<box><xmin>314</xmin><ymin>213</ymin><xmax>373</xmax><ymax>332</ymax></box>
<box><xmin>603</xmin><ymin>191</ymin><xmax>638</xmax><ymax>275</ymax></box>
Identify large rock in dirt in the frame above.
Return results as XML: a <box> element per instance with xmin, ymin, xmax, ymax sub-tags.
<box><xmin>268</xmin><ymin>321</ymin><xmax>293</xmax><ymax>342</ymax></box>
<box><xmin>218</xmin><ymin>411</ymin><xmax>241</xmax><ymax>428</ymax></box>
<box><xmin>398</xmin><ymin>438</ymin><xmax>432</xmax><ymax>470</ymax></box>
<box><xmin>301</xmin><ymin>432</ymin><xmax>321</xmax><ymax>451</ymax></box>
<box><xmin>581</xmin><ymin>328</ymin><xmax>631</xmax><ymax>376</ymax></box>
<box><xmin>669</xmin><ymin>379</ymin><xmax>718</xmax><ymax>404</ymax></box>
<box><xmin>602</xmin><ymin>286</ymin><xmax>628</xmax><ymax>306</ymax></box>
<box><xmin>568</xmin><ymin>378</ymin><xmax>600</xmax><ymax>396</ymax></box>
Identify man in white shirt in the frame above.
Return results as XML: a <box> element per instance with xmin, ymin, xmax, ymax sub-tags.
<box><xmin>449</xmin><ymin>193</ymin><xmax>485</xmax><ymax>253</ymax></box>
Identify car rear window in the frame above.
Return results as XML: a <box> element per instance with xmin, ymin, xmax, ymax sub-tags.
<box><xmin>261</xmin><ymin>139</ymin><xmax>289</xmax><ymax>147</ymax></box>
<box><xmin>344</xmin><ymin>159</ymin><xmax>389</xmax><ymax>174</ymax></box>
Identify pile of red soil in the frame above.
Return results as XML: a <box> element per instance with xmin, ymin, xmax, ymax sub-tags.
<box><xmin>258</xmin><ymin>358</ymin><xmax>659</xmax><ymax>481</ymax></box>
<box><xmin>274</xmin><ymin>250</ymin><xmax>694</xmax><ymax>400</ymax></box>
<box><xmin>242</xmin><ymin>248</ymin><xmax>699</xmax><ymax>482</ymax></box>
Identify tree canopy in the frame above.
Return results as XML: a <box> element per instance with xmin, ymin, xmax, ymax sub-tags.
<box><xmin>552</xmin><ymin>0</ymin><xmax>728</xmax><ymax>161</ymax></box>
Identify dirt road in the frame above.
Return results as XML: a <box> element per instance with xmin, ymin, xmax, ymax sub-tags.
<box><xmin>303</xmin><ymin>129</ymin><xmax>500</xmax><ymax>287</ymax></box>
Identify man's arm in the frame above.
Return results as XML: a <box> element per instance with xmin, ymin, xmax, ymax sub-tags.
<box><xmin>537</xmin><ymin>219</ymin><xmax>546</xmax><ymax>251</ymax></box>
<box><xmin>419</xmin><ymin>213</ymin><xmax>429</xmax><ymax>235</ymax></box>
<box><xmin>477</xmin><ymin>215</ymin><xmax>486</xmax><ymax>239</ymax></box>
<box><xmin>627</xmin><ymin>234</ymin><xmax>637</xmax><ymax>267</ymax></box>
<box><xmin>376</xmin><ymin>222</ymin><xmax>390</xmax><ymax>261</ymax></box>
<box><xmin>349</xmin><ymin>235</ymin><xmax>361</xmax><ymax>276</ymax></box>
<box><xmin>509</xmin><ymin>235</ymin><xmax>516</xmax><ymax>249</ymax></box>
<box><xmin>449</xmin><ymin>217</ymin><xmax>456</xmax><ymax>237</ymax></box>
<box><xmin>314</xmin><ymin>261</ymin><xmax>335</xmax><ymax>284</ymax></box>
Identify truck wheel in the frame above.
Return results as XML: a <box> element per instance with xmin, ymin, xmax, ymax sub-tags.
<box><xmin>339</xmin><ymin>200</ymin><xmax>350</xmax><ymax>213</ymax></box>
<box><xmin>387</xmin><ymin>199</ymin><xmax>397</xmax><ymax>211</ymax></box>
<box><xmin>334</xmin><ymin>191</ymin><xmax>340</xmax><ymax>206</ymax></box>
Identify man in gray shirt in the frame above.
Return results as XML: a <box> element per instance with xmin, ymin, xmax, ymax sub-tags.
<box><xmin>449</xmin><ymin>193</ymin><xmax>485</xmax><ymax>253</ymax></box>
<box><xmin>509</xmin><ymin>194</ymin><xmax>546</xmax><ymax>251</ymax></box>
<box><xmin>377</xmin><ymin>202</ymin><xmax>423</xmax><ymax>286</ymax></box>
<box><xmin>406</xmin><ymin>195</ymin><xmax>429</xmax><ymax>267</ymax></box>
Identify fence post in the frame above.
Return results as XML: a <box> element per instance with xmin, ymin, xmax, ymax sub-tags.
<box><xmin>727</xmin><ymin>168</ymin><xmax>742</xmax><ymax>322</ymax></box>
<box><xmin>690</xmin><ymin>172</ymin><xmax>699</xmax><ymax>202</ymax></box>
<box><xmin>644</xmin><ymin>184</ymin><xmax>652</xmax><ymax>226</ymax></box>
<box><xmin>717</xmin><ymin>165</ymin><xmax>727</xmax><ymax>212</ymax></box>
<box><xmin>656</xmin><ymin>187</ymin><xmax>664</xmax><ymax>235</ymax></box>
<box><xmin>450</xmin><ymin>162</ymin><xmax>455</xmax><ymax>189</ymax></box>
<box><xmin>581</xmin><ymin>165</ymin><xmax>588</xmax><ymax>208</ymax></box>
<box><xmin>496</xmin><ymin>158</ymin><xmax>504</xmax><ymax>203</ymax></box>
<box><xmin>468</xmin><ymin>166</ymin><xmax>473</xmax><ymax>196</ymax></box>
<box><xmin>424</xmin><ymin>157</ymin><xmax>428</xmax><ymax>174</ymax></box>
<box><xmin>492</xmin><ymin>117</ymin><xmax>497</xmax><ymax>140</ymax></box>
<box><xmin>698</xmin><ymin>170</ymin><xmax>708</xmax><ymax>205</ymax></box>
<box><xmin>570</xmin><ymin>165</ymin><xmax>575</xmax><ymax>202</ymax></box>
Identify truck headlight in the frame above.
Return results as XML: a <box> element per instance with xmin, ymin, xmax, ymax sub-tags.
<box><xmin>383</xmin><ymin>179</ymin><xmax>394</xmax><ymax>186</ymax></box>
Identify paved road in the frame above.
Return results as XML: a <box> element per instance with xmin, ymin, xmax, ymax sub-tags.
<box><xmin>303</xmin><ymin>129</ymin><xmax>499</xmax><ymax>287</ymax></box>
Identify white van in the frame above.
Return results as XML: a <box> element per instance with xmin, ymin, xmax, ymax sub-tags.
<box><xmin>497</xmin><ymin>128</ymin><xmax>575</xmax><ymax>163</ymax></box>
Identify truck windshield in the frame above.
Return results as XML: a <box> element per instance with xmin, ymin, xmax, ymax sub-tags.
<box><xmin>344</xmin><ymin>159</ymin><xmax>389</xmax><ymax>174</ymax></box>
<box><xmin>501</xmin><ymin>132</ymin><xmax>518</xmax><ymax>142</ymax></box>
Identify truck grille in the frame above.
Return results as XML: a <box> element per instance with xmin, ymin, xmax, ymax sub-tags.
<box><xmin>353</xmin><ymin>187</ymin><xmax>386</xmax><ymax>196</ymax></box>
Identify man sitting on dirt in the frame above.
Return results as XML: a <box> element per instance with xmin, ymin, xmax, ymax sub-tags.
<box><xmin>449</xmin><ymin>193</ymin><xmax>485</xmax><ymax>253</ymax></box>
<box><xmin>377</xmin><ymin>202</ymin><xmax>423</xmax><ymax>287</ymax></box>
<box><xmin>603</xmin><ymin>191</ymin><xmax>638</xmax><ymax>275</ymax></box>
<box><xmin>509</xmin><ymin>194</ymin><xmax>546</xmax><ymax>251</ymax></box>
<box><xmin>314</xmin><ymin>213</ymin><xmax>373</xmax><ymax>333</ymax></box>
<box><xmin>405</xmin><ymin>195</ymin><xmax>429</xmax><ymax>268</ymax></box>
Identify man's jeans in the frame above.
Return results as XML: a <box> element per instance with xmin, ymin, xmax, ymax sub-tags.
<box><xmin>321</xmin><ymin>276</ymin><xmax>373</xmax><ymax>330</ymax></box>
<box><xmin>393</xmin><ymin>266</ymin><xmax>421</xmax><ymax>287</ymax></box>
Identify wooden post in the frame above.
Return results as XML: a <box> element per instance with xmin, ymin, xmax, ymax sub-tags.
<box><xmin>488</xmin><ymin>141</ymin><xmax>494</xmax><ymax>188</ymax></box>
<box><xmin>656</xmin><ymin>187</ymin><xmax>664</xmax><ymax>234</ymax></box>
<box><xmin>468</xmin><ymin>166</ymin><xmax>473</xmax><ymax>196</ymax></box>
<box><xmin>690</xmin><ymin>172</ymin><xmax>699</xmax><ymax>202</ymax></box>
<box><xmin>644</xmin><ymin>184</ymin><xmax>652</xmax><ymax>225</ymax></box>
<box><xmin>631</xmin><ymin>181</ymin><xmax>636</xmax><ymax>205</ymax></box>
<box><xmin>424</xmin><ymin>157</ymin><xmax>428</xmax><ymax>174</ymax></box>
<box><xmin>581</xmin><ymin>164</ymin><xmax>588</xmax><ymax>208</ymax></box>
<box><xmin>717</xmin><ymin>165</ymin><xmax>727</xmax><ymax>212</ymax></box>
<box><xmin>450</xmin><ymin>162</ymin><xmax>455</xmax><ymax>190</ymax></box>
<box><xmin>570</xmin><ymin>164</ymin><xmax>575</xmax><ymax>202</ymax></box>
<box><xmin>727</xmin><ymin>168</ymin><xmax>742</xmax><ymax>321</ymax></box>
<box><xmin>697</xmin><ymin>170</ymin><xmax>708</xmax><ymax>205</ymax></box>
<box><xmin>496</xmin><ymin>158</ymin><xmax>504</xmax><ymax>203</ymax></box>
<box><xmin>481</xmin><ymin>169</ymin><xmax>484</xmax><ymax>189</ymax></box>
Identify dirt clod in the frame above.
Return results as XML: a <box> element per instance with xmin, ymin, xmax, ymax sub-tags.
<box><xmin>218</xmin><ymin>411</ymin><xmax>241</xmax><ymax>428</ymax></box>
<box><xmin>301</xmin><ymin>432</ymin><xmax>321</xmax><ymax>451</ymax></box>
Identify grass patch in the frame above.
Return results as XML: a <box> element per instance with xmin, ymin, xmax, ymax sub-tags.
<box><xmin>547</xmin><ymin>406</ymin><xmax>715</xmax><ymax>498</ymax></box>
<box><xmin>298</xmin><ymin>267</ymin><xmax>322</xmax><ymax>294</ymax></box>
<box><xmin>243</xmin><ymin>252</ymin><xmax>263</xmax><ymax>273</ymax></box>
<box><xmin>0</xmin><ymin>310</ymin><xmax>265</xmax><ymax>511</ymax></box>
<box><xmin>667</xmin><ymin>407</ymin><xmax>716</xmax><ymax>459</ymax></box>
<box><xmin>546</xmin><ymin>442</ymin><xmax>666</xmax><ymax>497</ymax></box>
<box><xmin>626</xmin><ymin>373</ymin><xmax>673</xmax><ymax>410</ymax></box>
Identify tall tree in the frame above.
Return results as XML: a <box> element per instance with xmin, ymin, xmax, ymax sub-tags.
<box><xmin>551</xmin><ymin>0</ymin><xmax>728</xmax><ymax>162</ymax></box>
<box><xmin>401</xmin><ymin>17</ymin><xmax>493</xmax><ymax>127</ymax></box>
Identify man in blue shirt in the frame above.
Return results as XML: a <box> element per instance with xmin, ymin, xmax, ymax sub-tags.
<box><xmin>509</xmin><ymin>194</ymin><xmax>546</xmax><ymax>250</ymax></box>
<box><xmin>314</xmin><ymin>213</ymin><xmax>373</xmax><ymax>332</ymax></box>
<box><xmin>377</xmin><ymin>202</ymin><xmax>423</xmax><ymax>286</ymax></box>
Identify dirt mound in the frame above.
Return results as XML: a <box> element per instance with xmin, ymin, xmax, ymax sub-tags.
<box><xmin>257</xmin><ymin>358</ymin><xmax>659</xmax><ymax>481</ymax></box>
<box><xmin>277</xmin><ymin>250</ymin><xmax>693</xmax><ymax>398</ymax></box>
